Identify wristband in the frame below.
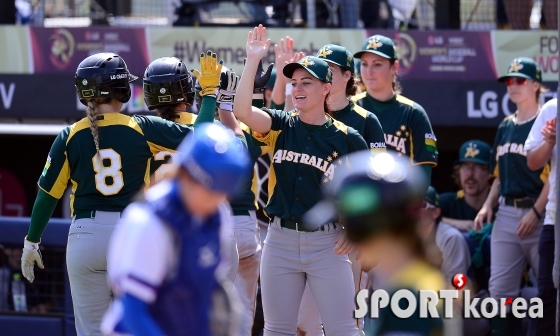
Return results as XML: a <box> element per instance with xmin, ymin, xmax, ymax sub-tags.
<box><xmin>532</xmin><ymin>206</ymin><xmax>542</xmax><ymax>220</ymax></box>
<box><xmin>285</xmin><ymin>83</ymin><xmax>292</xmax><ymax>96</ymax></box>
<box><xmin>219</xmin><ymin>102</ymin><xmax>233</xmax><ymax>112</ymax></box>
<box><xmin>24</xmin><ymin>236</ymin><xmax>40</xmax><ymax>250</ymax></box>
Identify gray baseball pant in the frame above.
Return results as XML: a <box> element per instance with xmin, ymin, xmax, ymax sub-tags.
<box><xmin>260</xmin><ymin>217</ymin><xmax>359</xmax><ymax>336</ymax></box>
<box><xmin>489</xmin><ymin>204</ymin><xmax>543</xmax><ymax>300</ymax></box>
<box><xmin>66</xmin><ymin>211</ymin><xmax>120</xmax><ymax>336</ymax></box>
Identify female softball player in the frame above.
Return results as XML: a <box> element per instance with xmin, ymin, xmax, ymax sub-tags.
<box><xmin>474</xmin><ymin>57</ymin><xmax>550</xmax><ymax>335</ymax></box>
<box><xmin>102</xmin><ymin>122</ymin><xmax>251</xmax><ymax>336</ymax></box>
<box><xmin>309</xmin><ymin>151</ymin><xmax>445</xmax><ymax>336</ymax></box>
<box><xmin>352</xmin><ymin>34</ymin><xmax>437</xmax><ymax>191</ymax></box>
<box><xmin>234</xmin><ymin>24</ymin><xmax>368</xmax><ymax>336</ymax></box>
<box><xmin>20</xmin><ymin>51</ymin><xmax>223</xmax><ymax>335</ymax></box>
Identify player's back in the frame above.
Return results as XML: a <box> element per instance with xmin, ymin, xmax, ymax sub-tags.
<box><xmin>61</xmin><ymin>113</ymin><xmax>190</xmax><ymax>214</ymax></box>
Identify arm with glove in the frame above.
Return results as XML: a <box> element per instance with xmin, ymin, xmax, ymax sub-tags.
<box><xmin>217</xmin><ymin>68</ymin><xmax>244</xmax><ymax>138</ymax></box>
<box><xmin>192</xmin><ymin>51</ymin><xmax>223</xmax><ymax>127</ymax></box>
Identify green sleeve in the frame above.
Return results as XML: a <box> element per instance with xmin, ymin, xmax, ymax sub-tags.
<box><xmin>410</xmin><ymin>104</ymin><xmax>438</xmax><ymax>165</ymax></box>
<box><xmin>38</xmin><ymin>128</ymin><xmax>71</xmax><ymax>199</ymax></box>
<box><xmin>236</xmin><ymin>134</ymin><xmax>248</xmax><ymax>148</ymax></box>
<box><xmin>27</xmin><ymin>189</ymin><xmax>59</xmax><ymax>243</ymax></box>
<box><xmin>194</xmin><ymin>96</ymin><xmax>217</xmax><ymax>127</ymax></box>
<box><xmin>270</xmin><ymin>101</ymin><xmax>285</xmax><ymax>110</ymax></box>
<box><xmin>364</xmin><ymin>113</ymin><xmax>387</xmax><ymax>149</ymax></box>
<box><xmin>418</xmin><ymin>163</ymin><xmax>432</xmax><ymax>194</ymax></box>
<box><xmin>347</xmin><ymin>128</ymin><xmax>369</xmax><ymax>152</ymax></box>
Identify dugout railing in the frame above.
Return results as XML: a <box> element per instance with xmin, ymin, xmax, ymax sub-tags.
<box><xmin>0</xmin><ymin>217</ymin><xmax>76</xmax><ymax>336</ymax></box>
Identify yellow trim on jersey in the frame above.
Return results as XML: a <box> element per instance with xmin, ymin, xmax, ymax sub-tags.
<box><xmin>240</xmin><ymin>122</ymin><xmax>251</xmax><ymax>133</ymax></box>
<box><xmin>352</xmin><ymin>104</ymin><xmax>368</xmax><ymax>119</ymax></box>
<box><xmin>251</xmin><ymin>166</ymin><xmax>259</xmax><ymax>209</ymax></box>
<box><xmin>253</xmin><ymin>129</ymin><xmax>281</xmax><ymax>149</ymax></box>
<box><xmin>457</xmin><ymin>190</ymin><xmax>465</xmax><ymax>199</ymax></box>
<box><xmin>409</xmin><ymin>131</ymin><xmax>414</xmax><ymax>161</ymax></box>
<box><xmin>493</xmin><ymin>163</ymin><xmax>499</xmax><ymax>178</ymax></box>
<box><xmin>70</xmin><ymin>179</ymin><xmax>78</xmax><ymax>216</ymax></box>
<box><xmin>396</xmin><ymin>94</ymin><xmax>414</xmax><ymax>107</ymax></box>
<box><xmin>332</xmin><ymin>118</ymin><xmax>348</xmax><ymax>134</ymax></box>
<box><xmin>392</xmin><ymin>260</ymin><xmax>445</xmax><ymax>293</ymax></box>
<box><xmin>97</xmin><ymin>113</ymin><xmax>144</xmax><ymax>134</ymax></box>
<box><xmin>425</xmin><ymin>138</ymin><xmax>436</xmax><ymax>147</ymax></box>
<box><xmin>41</xmin><ymin>157</ymin><xmax>70</xmax><ymax>199</ymax></box>
<box><xmin>175</xmin><ymin>112</ymin><xmax>196</xmax><ymax>125</ymax></box>
<box><xmin>350</xmin><ymin>91</ymin><xmax>366</xmax><ymax>103</ymax></box>
<box><xmin>147</xmin><ymin>141</ymin><xmax>176</xmax><ymax>156</ymax></box>
<box><xmin>143</xmin><ymin>160</ymin><xmax>152</xmax><ymax>190</ymax></box>
<box><xmin>66</xmin><ymin>119</ymin><xmax>91</xmax><ymax>144</ymax></box>
<box><xmin>540</xmin><ymin>163</ymin><xmax>551</xmax><ymax>183</ymax></box>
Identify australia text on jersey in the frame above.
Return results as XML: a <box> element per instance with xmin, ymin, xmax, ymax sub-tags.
<box><xmin>354</xmin><ymin>289</ymin><xmax>543</xmax><ymax>319</ymax></box>
<box><xmin>271</xmin><ymin>149</ymin><xmax>339</xmax><ymax>181</ymax></box>
<box><xmin>496</xmin><ymin>142</ymin><xmax>527</xmax><ymax>157</ymax></box>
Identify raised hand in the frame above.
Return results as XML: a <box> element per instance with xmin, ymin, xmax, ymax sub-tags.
<box><xmin>217</xmin><ymin>69</ymin><xmax>239</xmax><ymax>106</ymax></box>
<box><xmin>192</xmin><ymin>51</ymin><xmax>223</xmax><ymax>97</ymax></box>
<box><xmin>253</xmin><ymin>59</ymin><xmax>274</xmax><ymax>94</ymax></box>
<box><xmin>290</xmin><ymin>51</ymin><xmax>306</xmax><ymax>64</ymax></box>
<box><xmin>246</xmin><ymin>24</ymin><xmax>271</xmax><ymax>61</ymax></box>
<box><xmin>274</xmin><ymin>37</ymin><xmax>294</xmax><ymax>72</ymax></box>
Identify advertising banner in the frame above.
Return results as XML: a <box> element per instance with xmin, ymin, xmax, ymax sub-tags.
<box><xmin>29</xmin><ymin>27</ymin><xmax>150</xmax><ymax>76</ymax></box>
<box><xmin>147</xmin><ymin>27</ymin><xmax>366</xmax><ymax>74</ymax></box>
<box><xmin>492</xmin><ymin>31</ymin><xmax>558</xmax><ymax>82</ymax></box>
<box><xmin>0</xmin><ymin>26</ymin><xmax>32</xmax><ymax>74</ymax></box>
<box><xmin>363</xmin><ymin>30</ymin><xmax>497</xmax><ymax>80</ymax></box>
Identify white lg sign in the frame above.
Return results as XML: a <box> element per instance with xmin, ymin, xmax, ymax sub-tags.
<box><xmin>467</xmin><ymin>90</ymin><xmax>557</xmax><ymax>119</ymax></box>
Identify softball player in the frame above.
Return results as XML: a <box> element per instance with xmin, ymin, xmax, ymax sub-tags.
<box><xmin>293</xmin><ymin>43</ymin><xmax>388</xmax><ymax>336</ymax></box>
<box><xmin>308</xmin><ymin>151</ymin><xmax>445</xmax><ymax>336</ymax></box>
<box><xmin>525</xmin><ymin>98</ymin><xmax>558</xmax><ymax>336</ymax></box>
<box><xmin>102</xmin><ymin>123</ymin><xmax>251</xmax><ymax>336</ymax></box>
<box><xmin>352</xmin><ymin>35</ymin><xmax>438</xmax><ymax>191</ymax></box>
<box><xmin>20</xmin><ymin>51</ymin><xmax>222</xmax><ymax>335</ymax></box>
<box><xmin>234</xmin><ymin>25</ymin><xmax>368</xmax><ymax>336</ymax></box>
<box><xmin>474</xmin><ymin>57</ymin><xmax>549</xmax><ymax>335</ymax></box>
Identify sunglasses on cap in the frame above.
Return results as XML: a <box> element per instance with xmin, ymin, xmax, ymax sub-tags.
<box><xmin>504</xmin><ymin>78</ymin><xmax>528</xmax><ymax>86</ymax></box>
<box><xmin>422</xmin><ymin>201</ymin><xmax>436</xmax><ymax>209</ymax></box>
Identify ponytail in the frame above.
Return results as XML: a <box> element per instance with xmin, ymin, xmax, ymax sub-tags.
<box><xmin>157</xmin><ymin>104</ymin><xmax>181</xmax><ymax>121</ymax></box>
<box><xmin>86</xmin><ymin>98</ymin><xmax>111</xmax><ymax>159</ymax></box>
<box><xmin>389</xmin><ymin>59</ymin><xmax>402</xmax><ymax>95</ymax></box>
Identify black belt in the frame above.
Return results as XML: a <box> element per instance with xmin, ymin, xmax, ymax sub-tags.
<box><xmin>503</xmin><ymin>197</ymin><xmax>535</xmax><ymax>209</ymax></box>
<box><xmin>280</xmin><ymin>219</ymin><xmax>335</xmax><ymax>232</ymax></box>
<box><xmin>74</xmin><ymin>210</ymin><xmax>121</xmax><ymax>220</ymax></box>
<box><xmin>233</xmin><ymin>209</ymin><xmax>251</xmax><ymax>216</ymax></box>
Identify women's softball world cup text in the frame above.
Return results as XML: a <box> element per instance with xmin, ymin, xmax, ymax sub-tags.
<box><xmin>355</xmin><ymin>273</ymin><xmax>543</xmax><ymax>319</ymax></box>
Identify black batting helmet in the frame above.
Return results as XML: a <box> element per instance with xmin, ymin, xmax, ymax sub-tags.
<box><xmin>75</xmin><ymin>53</ymin><xmax>138</xmax><ymax>106</ymax></box>
<box><xmin>304</xmin><ymin>151</ymin><xmax>426</xmax><ymax>243</ymax></box>
<box><xmin>143</xmin><ymin>57</ymin><xmax>194</xmax><ymax>110</ymax></box>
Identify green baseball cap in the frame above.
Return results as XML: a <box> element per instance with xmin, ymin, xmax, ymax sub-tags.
<box><xmin>353</xmin><ymin>35</ymin><xmax>398</xmax><ymax>60</ymax></box>
<box><xmin>425</xmin><ymin>186</ymin><xmax>439</xmax><ymax>207</ymax></box>
<box><xmin>283</xmin><ymin>56</ymin><xmax>333</xmax><ymax>83</ymax></box>
<box><xmin>455</xmin><ymin>140</ymin><xmax>491</xmax><ymax>166</ymax></box>
<box><xmin>498</xmin><ymin>57</ymin><xmax>542</xmax><ymax>83</ymax></box>
<box><xmin>265</xmin><ymin>68</ymin><xmax>276</xmax><ymax>89</ymax></box>
<box><xmin>316</xmin><ymin>44</ymin><xmax>354</xmax><ymax>72</ymax></box>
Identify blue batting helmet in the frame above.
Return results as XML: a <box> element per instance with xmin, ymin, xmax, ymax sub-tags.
<box><xmin>176</xmin><ymin>123</ymin><xmax>250</xmax><ymax>195</ymax></box>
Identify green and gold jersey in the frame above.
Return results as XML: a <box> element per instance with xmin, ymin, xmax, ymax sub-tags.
<box><xmin>253</xmin><ymin>108</ymin><xmax>368</xmax><ymax>223</ymax></box>
<box><xmin>352</xmin><ymin>92</ymin><xmax>437</xmax><ymax>165</ymax></box>
<box><xmin>365</xmin><ymin>261</ymin><xmax>445</xmax><ymax>336</ymax></box>
<box><xmin>229</xmin><ymin>123</ymin><xmax>271</xmax><ymax>213</ymax></box>
<box><xmin>490</xmin><ymin>114</ymin><xmax>550</xmax><ymax>199</ymax></box>
<box><xmin>331</xmin><ymin>102</ymin><xmax>386</xmax><ymax>153</ymax></box>
<box><xmin>439</xmin><ymin>190</ymin><xmax>480</xmax><ymax>221</ymax></box>
<box><xmin>150</xmin><ymin>112</ymin><xmax>197</xmax><ymax>181</ymax></box>
<box><xmin>39</xmin><ymin>113</ymin><xmax>192</xmax><ymax>216</ymax></box>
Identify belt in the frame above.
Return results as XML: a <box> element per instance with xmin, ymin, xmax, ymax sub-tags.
<box><xmin>503</xmin><ymin>197</ymin><xmax>535</xmax><ymax>209</ymax></box>
<box><xmin>280</xmin><ymin>219</ymin><xmax>334</xmax><ymax>232</ymax></box>
<box><xmin>233</xmin><ymin>209</ymin><xmax>251</xmax><ymax>216</ymax></box>
<box><xmin>74</xmin><ymin>210</ymin><xmax>122</xmax><ymax>220</ymax></box>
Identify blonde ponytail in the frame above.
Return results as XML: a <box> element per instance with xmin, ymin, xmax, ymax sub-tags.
<box><xmin>86</xmin><ymin>100</ymin><xmax>101</xmax><ymax>154</ymax></box>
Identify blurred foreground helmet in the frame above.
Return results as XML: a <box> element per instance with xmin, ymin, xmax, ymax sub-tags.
<box><xmin>177</xmin><ymin>123</ymin><xmax>250</xmax><ymax>196</ymax></box>
<box><xmin>304</xmin><ymin>151</ymin><xmax>426</xmax><ymax>242</ymax></box>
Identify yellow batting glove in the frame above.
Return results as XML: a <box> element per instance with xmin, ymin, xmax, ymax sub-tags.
<box><xmin>192</xmin><ymin>51</ymin><xmax>223</xmax><ymax>97</ymax></box>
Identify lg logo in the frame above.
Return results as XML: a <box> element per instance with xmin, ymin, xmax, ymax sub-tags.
<box><xmin>467</xmin><ymin>90</ymin><xmax>557</xmax><ymax>119</ymax></box>
<box><xmin>0</xmin><ymin>83</ymin><xmax>15</xmax><ymax>109</ymax></box>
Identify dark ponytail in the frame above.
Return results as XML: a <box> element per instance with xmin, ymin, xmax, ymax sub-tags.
<box><xmin>345</xmin><ymin>75</ymin><xmax>358</xmax><ymax>97</ymax></box>
<box><xmin>389</xmin><ymin>59</ymin><xmax>402</xmax><ymax>95</ymax></box>
<box><xmin>157</xmin><ymin>104</ymin><xmax>181</xmax><ymax>121</ymax></box>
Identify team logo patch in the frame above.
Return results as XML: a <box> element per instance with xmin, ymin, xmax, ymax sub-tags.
<box><xmin>317</xmin><ymin>47</ymin><xmax>332</xmax><ymax>58</ymax></box>
<box><xmin>464</xmin><ymin>143</ymin><xmax>480</xmax><ymax>158</ymax></box>
<box><xmin>42</xmin><ymin>155</ymin><xmax>51</xmax><ymax>177</ymax></box>
<box><xmin>509</xmin><ymin>59</ymin><xmax>523</xmax><ymax>73</ymax></box>
<box><xmin>367</xmin><ymin>37</ymin><xmax>383</xmax><ymax>50</ymax></box>
<box><xmin>301</xmin><ymin>57</ymin><xmax>315</xmax><ymax>67</ymax></box>
<box><xmin>82</xmin><ymin>79</ymin><xmax>87</xmax><ymax>86</ymax></box>
<box><xmin>160</xmin><ymin>87</ymin><xmax>167</xmax><ymax>94</ymax></box>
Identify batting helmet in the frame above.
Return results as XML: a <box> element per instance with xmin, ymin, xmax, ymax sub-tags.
<box><xmin>304</xmin><ymin>151</ymin><xmax>426</xmax><ymax>242</ymax></box>
<box><xmin>75</xmin><ymin>53</ymin><xmax>138</xmax><ymax>106</ymax></box>
<box><xmin>177</xmin><ymin>123</ymin><xmax>250</xmax><ymax>196</ymax></box>
<box><xmin>143</xmin><ymin>57</ymin><xmax>194</xmax><ymax>110</ymax></box>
